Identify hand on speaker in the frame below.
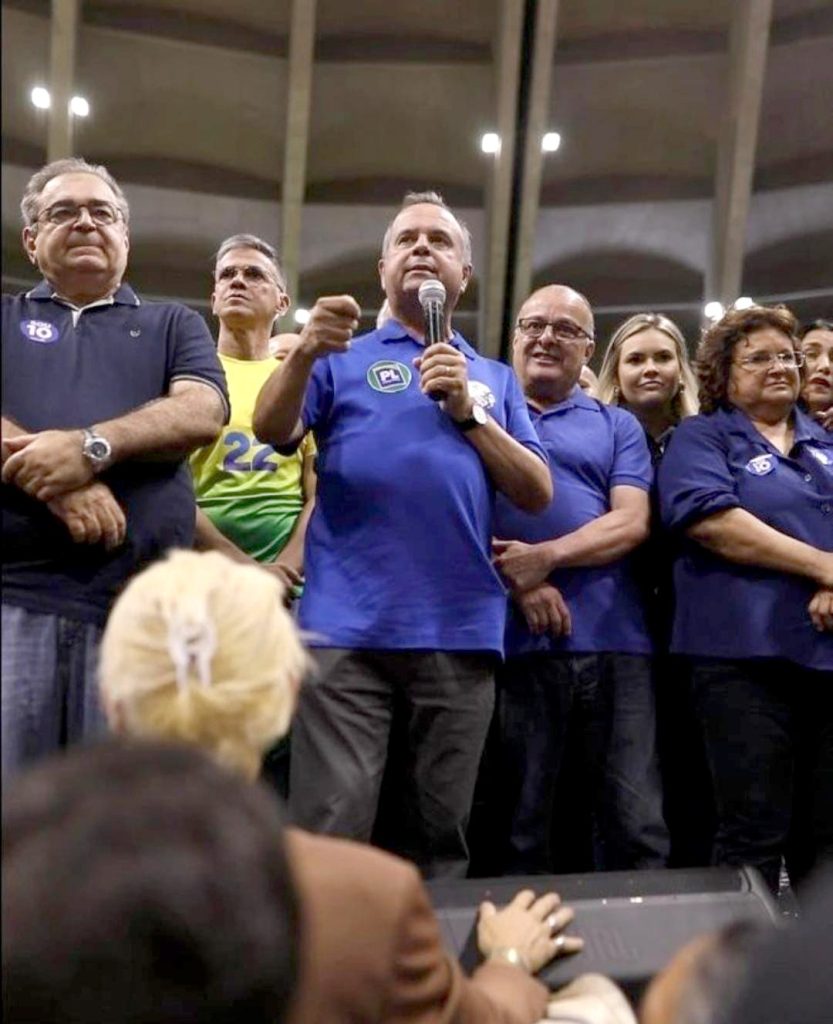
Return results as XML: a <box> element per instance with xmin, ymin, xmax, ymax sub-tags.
<box><xmin>477</xmin><ymin>889</ymin><xmax>584</xmax><ymax>975</ymax></box>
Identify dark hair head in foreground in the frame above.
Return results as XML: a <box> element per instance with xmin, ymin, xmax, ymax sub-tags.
<box><xmin>2</xmin><ymin>740</ymin><xmax>299</xmax><ymax>1024</ymax></box>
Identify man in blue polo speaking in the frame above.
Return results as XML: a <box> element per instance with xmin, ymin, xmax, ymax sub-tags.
<box><xmin>254</xmin><ymin>191</ymin><xmax>551</xmax><ymax>876</ymax></box>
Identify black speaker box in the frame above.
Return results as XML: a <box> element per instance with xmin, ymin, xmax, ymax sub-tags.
<box><xmin>427</xmin><ymin>867</ymin><xmax>779</xmax><ymax>1002</ymax></box>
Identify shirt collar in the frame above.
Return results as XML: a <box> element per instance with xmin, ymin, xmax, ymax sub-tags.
<box><xmin>377</xmin><ymin>318</ymin><xmax>476</xmax><ymax>361</ymax></box>
<box><xmin>716</xmin><ymin>404</ymin><xmax>830</xmax><ymax>448</ymax></box>
<box><xmin>26</xmin><ymin>280</ymin><xmax>141</xmax><ymax>307</ymax></box>
<box><xmin>530</xmin><ymin>384</ymin><xmax>600</xmax><ymax>417</ymax></box>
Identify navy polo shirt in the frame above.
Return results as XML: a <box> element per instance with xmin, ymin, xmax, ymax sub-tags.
<box><xmin>2</xmin><ymin>282</ymin><xmax>229</xmax><ymax>625</ymax></box>
<box><xmin>495</xmin><ymin>387</ymin><xmax>654</xmax><ymax>657</ymax></box>
<box><xmin>296</xmin><ymin>319</ymin><xmax>546</xmax><ymax>654</ymax></box>
<box><xmin>658</xmin><ymin>406</ymin><xmax>833</xmax><ymax>670</ymax></box>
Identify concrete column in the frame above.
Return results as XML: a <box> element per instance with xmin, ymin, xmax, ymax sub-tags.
<box><xmin>509</xmin><ymin>0</ymin><xmax>559</xmax><ymax>323</ymax></box>
<box><xmin>480</xmin><ymin>0</ymin><xmax>525</xmax><ymax>360</ymax></box>
<box><xmin>47</xmin><ymin>0</ymin><xmax>79</xmax><ymax>161</ymax></box>
<box><xmin>709</xmin><ymin>0</ymin><xmax>773</xmax><ymax>307</ymax></box>
<box><xmin>278</xmin><ymin>0</ymin><xmax>317</xmax><ymax>328</ymax></box>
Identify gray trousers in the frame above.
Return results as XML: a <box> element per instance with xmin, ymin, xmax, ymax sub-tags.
<box><xmin>289</xmin><ymin>648</ymin><xmax>495</xmax><ymax>878</ymax></box>
<box><xmin>1</xmin><ymin>603</ymin><xmax>106</xmax><ymax>784</ymax></box>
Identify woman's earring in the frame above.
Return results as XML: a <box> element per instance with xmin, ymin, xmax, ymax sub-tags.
<box><xmin>612</xmin><ymin>385</ymin><xmax>620</xmax><ymax>398</ymax></box>
<box><xmin>678</xmin><ymin>379</ymin><xmax>685</xmax><ymax>392</ymax></box>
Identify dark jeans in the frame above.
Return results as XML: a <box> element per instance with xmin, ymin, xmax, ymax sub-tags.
<box><xmin>289</xmin><ymin>648</ymin><xmax>495</xmax><ymax>878</ymax></box>
<box><xmin>494</xmin><ymin>651</ymin><xmax>668</xmax><ymax>874</ymax></box>
<box><xmin>1</xmin><ymin>604</ymin><xmax>105</xmax><ymax>783</ymax></box>
<box><xmin>655</xmin><ymin>655</ymin><xmax>716</xmax><ymax>867</ymax></box>
<box><xmin>690</xmin><ymin>657</ymin><xmax>833</xmax><ymax>894</ymax></box>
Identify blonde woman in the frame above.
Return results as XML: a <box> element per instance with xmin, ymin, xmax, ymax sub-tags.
<box><xmin>599</xmin><ymin>315</ymin><xmax>710</xmax><ymax>869</ymax></box>
<box><xmin>98</xmin><ymin>549</ymin><xmax>587</xmax><ymax>1024</ymax></box>
<box><xmin>598</xmin><ymin>313</ymin><xmax>698</xmax><ymax>461</ymax></box>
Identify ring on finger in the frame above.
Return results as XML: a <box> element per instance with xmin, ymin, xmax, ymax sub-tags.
<box><xmin>547</xmin><ymin>913</ymin><xmax>559</xmax><ymax>930</ymax></box>
<box><xmin>554</xmin><ymin>935</ymin><xmax>566</xmax><ymax>954</ymax></box>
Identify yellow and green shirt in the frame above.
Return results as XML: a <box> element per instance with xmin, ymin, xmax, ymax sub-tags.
<box><xmin>190</xmin><ymin>353</ymin><xmax>315</xmax><ymax>563</ymax></box>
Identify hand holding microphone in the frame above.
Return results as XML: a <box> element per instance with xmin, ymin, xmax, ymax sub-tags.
<box><xmin>414</xmin><ymin>279</ymin><xmax>472</xmax><ymax>420</ymax></box>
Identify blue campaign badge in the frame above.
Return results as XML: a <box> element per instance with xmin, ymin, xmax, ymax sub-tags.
<box><xmin>366</xmin><ymin>360</ymin><xmax>412</xmax><ymax>394</ymax></box>
<box><xmin>745</xmin><ymin>454</ymin><xmax>775</xmax><ymax>476</ymax></box>
<box><xmin>20</xmin><ymin>319</ymin><xmax>59</xmax><ymax>344</ymax></box>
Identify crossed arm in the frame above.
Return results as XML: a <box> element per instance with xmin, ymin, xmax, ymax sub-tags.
<box><xmin>2</xmin><ymin>381</ymin><xmax>225</xmax><ymax>548</ymax></box>
<box><xmin>494</xmin><ymin>485</ymin><xmax>650</xmax><ymax>637</ymax></box>
<box><xmin>687</xmin><ymin>508</ymin><xmax>833</xmax><ymax>631</ymax></box>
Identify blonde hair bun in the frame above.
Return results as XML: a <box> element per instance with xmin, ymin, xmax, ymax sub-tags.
<box><xmin>99</xmin><ymin>550</ymin><xmax>311</xmax><ymax>780</ymax></box>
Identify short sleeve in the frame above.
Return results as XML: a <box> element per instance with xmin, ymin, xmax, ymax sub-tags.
<box><xmin>503</xmin><ymin>370</ymin><xmax>547</xmax><ymax>463</ymax></box>
<box><xmin>300</xmin><ymin>429</ymin><xmax>317</xmax><ymax>459</ymax></box>
<box><xmin>658</xmin><ymin>415</ymin><xmax>740</xmax><ymax>532</ymax></box>
<box><xmin>168</xmin><ymin>305</ymin><xmax>230</xmax><ymax>422</ymax></box>
<box><xmin>609</xmin><ymin>408</ymin><xmax>653</xmax><ymax>491</ymax></box>
<box><xmin>300</xmin><ymin>356</ymin><xmax>335</xmax><ymax>436</ymax></box>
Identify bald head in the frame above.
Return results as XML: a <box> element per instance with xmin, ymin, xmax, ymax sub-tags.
<box><xmin>512</xmin><ymin>284</ymin><xmax>596</xmax><ymax>407</ymax></box>
<box><xmin>520</xmin><ymin>285</ymin><xmax>594</xmax><ymax>333</ymax></box>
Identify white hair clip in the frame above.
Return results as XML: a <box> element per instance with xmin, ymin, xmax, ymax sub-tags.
<box><xmin>168</xmin><ymin>613</ymin><xmax>217</xmax><ymax>691</ymax></box>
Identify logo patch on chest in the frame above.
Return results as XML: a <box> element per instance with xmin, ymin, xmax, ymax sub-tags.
<box><xmin>367</xmin><ymin>360</ymin><xmax>412</xmax><ymax>394</ymax></box>
<box><xmin>467</xmin><ymin>379</ymin><xmax>496</xmax><ymax>409</ymax></box>
<box><xmin>807</xmin><ymin>447</ymin><xmax>831</xmax><ymax>467</ymax></box>
<box><xmin>745</xmin><ymin>454</ymin><xmax>776</xmax><ymax>476</ymax></box>
<box><xmin>20</xmin><ymin>319</ymin><xmax>59</xmax><ymax>344</ymax></box>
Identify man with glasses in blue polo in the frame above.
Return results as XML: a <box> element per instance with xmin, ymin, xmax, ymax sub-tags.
<box><xmin>1</xmin><ymin>158</ymin><xmax>228</xmax><ymax>780</ymax></box>
<box><xmin>489</xmin><ymin>284</ymin><xmax>669</xmax><ymax>875</ymax></box>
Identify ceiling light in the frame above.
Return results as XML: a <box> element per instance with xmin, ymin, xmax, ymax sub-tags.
<box><xmin>703</xmin><ymin>301</ymin><xmax>725</xmax><ymax>321</ymax></box>
<box><xmin>542</xmin><ymin>132</ymin><xmax>561</xmax><ymax>153</ymax></box>
<box><xmin>31</xmin><ymin>86</ymin><xmax>51</xmax><ymax>110</ymax></box>
<box><xmin>733</xmin><ymin>296</ymin><xmax>754</xmax><ymax>310</ymax></box>
<box><xmin>70</xmin><ymin>95</ymin><xmax>90</xmax><ymax>117</ymax></box>
<box><xmin>480</xmin><ymin>132</ymin><xmax>501</xmax><ymax>155</ymax></box>
<box><xmin>294</xmin><ymin>308</ymin><xmax>310</xmax><ymax>325</ymax></box>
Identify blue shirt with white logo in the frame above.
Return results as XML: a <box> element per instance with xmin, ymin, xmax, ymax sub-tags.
<box><xmin>2</xmin><ymin>283</ymin><xmax>229</xmax><ymax>625</ymax></box>
<box><xmin>658</xmin><ymin>406</ymin><xmax>833</xmax><ymax>670</ymax></box>
<box><xmin>296</xmin><ymin>319</ymin><xmax>546</xmax><ymax>654</ymax></box>
<box><xmin>494</xmin><ymin>387</ymin><xmax>654</xmax><ymax>656</ymax></box>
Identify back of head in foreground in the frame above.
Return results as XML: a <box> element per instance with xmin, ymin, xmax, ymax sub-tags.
<box><xmin>2</xmin><ymin>740</ymin><xmax>299</xmax><ymax>1024</ymax></box>
<box><xmin>639</xmin><ymin>919</ymin><xmax>772</xmax><ymax>1024</ymax></box>
<box><xmin>99</xmin><ymin>549</ymin><xmax>311</xmax><ymax>780</ymax></box>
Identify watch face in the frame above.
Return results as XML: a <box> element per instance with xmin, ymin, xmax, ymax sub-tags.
<box><xmin>88</xmin><ymin>440</ymin><xmax>109</xmax><ymax>459</ymax></box>
<box><xmin>472</xmin><ymin>403</ymin><xmax>488</xmax><ymax>425</ymax></box>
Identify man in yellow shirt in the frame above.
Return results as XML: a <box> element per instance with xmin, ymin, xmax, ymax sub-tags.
<box><xmin>190</xmin><ymin>234</ymin><xmax>315</xmax><ymax>597</ymax></box>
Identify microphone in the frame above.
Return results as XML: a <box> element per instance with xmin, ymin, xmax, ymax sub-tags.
<box><xmin>418</xmin><ymin>279</ymin><xmax>447</xmax><ymax>402</ymax></box>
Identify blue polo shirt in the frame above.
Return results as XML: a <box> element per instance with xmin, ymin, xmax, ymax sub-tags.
<box><xmin>658</xmin><ymin>406</ymin><xmax>833</xmax><ymax>670</ymax></box>
<box><xmin>296</xmin><ymin>319</ymin><xmax>546</xmax><ymax>654</ymax></box>
<box><xmin>495</xmin><ymin>387</ymin><xmax>653</xmax><ymax>657</ymax></box>
<box><xmin>2</xmin><ymin>282</ymin><xmax>229</xmax><ymax>625</ymax></box>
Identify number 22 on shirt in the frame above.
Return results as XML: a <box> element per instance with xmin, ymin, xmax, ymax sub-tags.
<box><xmin>222</xmin><ymin>431</ymin><xmax>279</xmax><ymax>473</ymax></box>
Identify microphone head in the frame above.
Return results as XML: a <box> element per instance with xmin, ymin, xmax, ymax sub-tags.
<box><xmin>418</xmin><ymin>279</ymin><xmax>447</xmax><ymax>309</ymax></box>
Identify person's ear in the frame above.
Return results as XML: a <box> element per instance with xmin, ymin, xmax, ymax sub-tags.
<box><xmin>22</xmin><ymin>226</ymin><xmax>38</xmax><ymax>266</ymax></box>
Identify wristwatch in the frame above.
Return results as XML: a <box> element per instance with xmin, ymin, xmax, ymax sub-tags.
<box><xmin>453</xmin><ymin>403</ymin><xmax>488</xmax><ymax>432</ymax></box>
<box><xmin>82</xmin><ymin>428</ymin><xmax>112</xmax><ymax>472</ymax></box>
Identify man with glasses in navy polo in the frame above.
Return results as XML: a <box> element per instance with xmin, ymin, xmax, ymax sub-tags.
<box><xmin>489</xmin><ymin>284</ymin><xmax>669</xmax><ymax>874</ymax></box>
<box><xmin>1</xmin><ymin>158</ymin><xmax>228</xmax><ymax>780</ymax></box>
<box><xmin>254</xmin><ymin>191</ymin><xmax>552</xmax><ymax>877</ymax></box>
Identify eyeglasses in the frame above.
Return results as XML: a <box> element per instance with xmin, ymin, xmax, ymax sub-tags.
<box><xmin>37</xmin><ymin>201</ymin><xmax>122</xmax><ymax>227</ymax></box>
<box><xmin>734</xmin><ymin>351</ymin><xmax>805</xmax><ymax>372</ymax></box>
<box><xmin>516</xmin><ymin>317</ymin><xmax>594</xmax><ymax>342</ymax></box>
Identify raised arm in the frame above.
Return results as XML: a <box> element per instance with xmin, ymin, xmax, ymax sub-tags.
<box><xmin>253</xmin><ymin>296</ymin><xmax>360</xmax><ymax>447</ymax></box>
